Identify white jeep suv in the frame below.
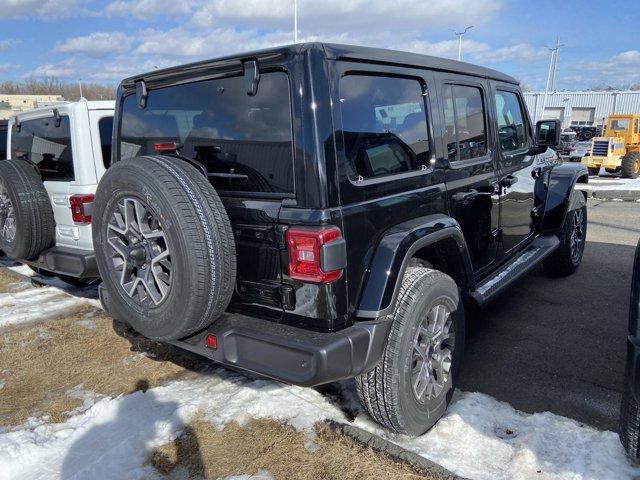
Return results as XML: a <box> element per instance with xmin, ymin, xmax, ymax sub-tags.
<box><xmin>1</xmin><ymin>100</ymin><xmax>114</xmax><ymax>285</ymax></box>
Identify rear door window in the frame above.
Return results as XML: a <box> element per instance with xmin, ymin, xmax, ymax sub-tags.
<box><xmin>443</xmin><ymin>85</ymin><xmax>488</xmax><ymax>162</ymax></box>
<box><xmin>339</xmin><ymin>74</ymin><xmax>431</xmax><ymax>180</ymax></box>
<box><xmin>10</xmin><ymin>116</ymin><xmax>74</xmax><ymax>181</ymax></box>
<box><xmin>119</xmin><ymin>72</ymin><xmax>294</xmax><ymax>195</ymax></box>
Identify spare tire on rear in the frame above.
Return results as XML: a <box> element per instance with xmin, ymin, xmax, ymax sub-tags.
<box><xmin>92</xmin><ymin>155</ymin><xmax>237</xmax><ymax>341</ymax></box>
<box><xmin>0</xmin><ymin>159</ymin><xmax>55</xmax><ymax>260</ymax></box>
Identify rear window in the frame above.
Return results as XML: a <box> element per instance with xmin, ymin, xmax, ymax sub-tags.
<box><xmin>98</xmin><ymin>116</ymin><xmax>114</xmax><ymax>168</ymax></box>
<box><xmin>119</xmin><ymin>72</ymin><xmax>294</xmax><ymax>195</ymax></box>
<box><xmin>10</xmin><ymin>116</ymin><xmax>74</xmax><ymax>181</ymax></box>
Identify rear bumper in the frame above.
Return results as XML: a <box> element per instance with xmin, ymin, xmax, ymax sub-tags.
<box><xmin>23</xmin><ymin>246</ymin><xmax>99</xmax><ymax>279</ymax></box>
<box><xmin>176</xmin><ymin>314</ymin><xmax>392</xmax><ymax>387</ymax></box>
<box><xmin>99</xmin><ymin>286</ymin><xmax>390</xmax><ymax>387</ymax></box>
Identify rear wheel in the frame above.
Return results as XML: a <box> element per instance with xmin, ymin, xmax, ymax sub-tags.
<box><xmin>0</xmin><ymin>160</ymin><xmax>54</xmax><ymax>260</ymax></box>
<box><xmin>620</xmin><ymin>373</ymin><xmax>640</xmax><ymax>462</ymax></box>
<box><xmin>356</xmin><ymin>267</ymin><xmax>465</xmax><ymax>436</ymax></box>
<box><xmin>93</xmin><ymin>155</ymin><xmax>236</xmax><ymax>341</ymax></box>
<box><xmin>621</xmin><ymin>152</ymin><xmax>640</xmax><ymax>179</ymax></box>
<box><xmin>543</xmin><ymin>191</ymin><xmax>587</xmax><ymax>277</ymax></box>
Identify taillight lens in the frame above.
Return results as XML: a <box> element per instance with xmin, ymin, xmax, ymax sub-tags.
<box><xmin>286</xmin><ymin>226</ymin><xmax>343</xmax><ymax>284</ymax></box>
<box><xmin>69</xmin><ymin>194</ymin><xmax>94</xmax><ymax>224</ymax></box>
<box><xmin>154</xmin><ymin>142</ymin><xmax>180</xmax><ymax>153</ymax></box>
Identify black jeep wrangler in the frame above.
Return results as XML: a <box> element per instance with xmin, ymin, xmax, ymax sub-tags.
<box><xmin>94</xmin><ymin>43</ymin><xmax>589</xmax><ymax>436</ymax></box>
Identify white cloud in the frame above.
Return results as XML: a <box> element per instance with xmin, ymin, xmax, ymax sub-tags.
<box><xmin>579</xmin><ymin>50</ymin><xmax>640</xmax><ymax>87</ymax></box>
<box><xmin>105</xmin><ymin>0</ymin><xmax>193</xmax><ymax>19</ymax></box>
<box><xmin>135</xmin><ymin>27</ymin><xmax>292</xmax><ymax>58</ymax></box>
<box><xmin>0</xmin><ymin>0</ymin><xmax>91</xmax><ymax>19</ymax></box>
<box><xmin>473</xmin><ymin>43</ymin><xmax>547</xmax><ymax>64</ymax></box>
<box><xmin>192</xmin><ymin>0</ymin><xmax>503</xmax><ymax>33</ymax></box>
<box><xmin>0</xmin><ymin>63</ymin><xmax>20</xmax><ymax>73</ymax></box>
<box><xmin>0</xmin><ymin>39</ymin><xmax>20</xmax><ymax>52</ymax></box>
<box><xmin>54</xmin><ymin>32</ymin><xmax>134</xmax><ymax>58</ymax></box>
<box><xmin>24</xmin><ymin>57</ymin><xmax>80</xmax><ymax>78</ymax></box>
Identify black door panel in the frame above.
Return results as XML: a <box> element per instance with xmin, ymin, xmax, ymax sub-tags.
<box><xmin>436</xmin><ymin>75</ymin><xmax>500</xmax><ymax>274</ymax></box>
<box><xmin>491</xmin><ymin>85</ymin><xmax>537</xmax><ymax>255</ymax></box>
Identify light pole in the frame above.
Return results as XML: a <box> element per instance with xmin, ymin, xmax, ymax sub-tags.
<box><xmin>78</xmin><ymin>80</ymin><xmax>83</xmax><ymax>100</ymax></box>
<box><xmin>538</xmin><ymin>37</ymin><xmax>563</xmax><ymax>123</ymax></box>
<box><xmin>452</xmin><ymin>26</ymin><xmax>473</xmax><ymax>61</ymax></box>
<box><xmin>293</xmin><ymin>0</ymin><xmax>298</xmax><ymax>43</ymax></box>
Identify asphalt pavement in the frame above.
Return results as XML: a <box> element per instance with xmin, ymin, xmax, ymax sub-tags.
<box><xmin>458</xmin><ymin>199</ymin><xmax>640</xmax><ymax>432</ymax></box>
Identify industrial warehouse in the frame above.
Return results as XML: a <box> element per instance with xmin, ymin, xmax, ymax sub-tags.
<box><xmin>525</xmin><ymin>90</ymin><xmax>640</xmax><ymax>127</ymax></box>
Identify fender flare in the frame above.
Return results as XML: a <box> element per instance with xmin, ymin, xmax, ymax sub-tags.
<box><xmin>540</xmin><ymin>162</ymin><xmax>589</xmax><ymax>233</ymax></box>
<box><xmin>356</xmin><ymin>214</ymin><xmax>474</xmax><ymax>318</ymax></box>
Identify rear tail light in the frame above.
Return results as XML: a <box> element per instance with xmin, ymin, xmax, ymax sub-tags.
<box><xmin>286</xmin><ymin>226</ymin><xmax>343</xmax><ymax>284</ymax></box>
<box><xmin>153</xmin><ymin>142</ymin><xmax>180</xmax><ymax>153</ymax></box>
<box><xmin>69</xmin><ymin>194</ymin><xmax>94</xmax><ymax>224</ymax></box>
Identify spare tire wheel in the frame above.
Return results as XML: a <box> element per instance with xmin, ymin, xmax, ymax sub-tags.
<box><xmin>0</xmin><ymin>159</ymin><xmax>55</xmax><ymax>260</ymax></box>
<box><xmin>92</xmin><ymin>155</ymin><xmax>237</xmax><ymax>341</ymax></box>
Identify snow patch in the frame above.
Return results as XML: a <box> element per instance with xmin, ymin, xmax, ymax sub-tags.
<box><xmin>0</xmin><ymin>370</ymin><xmax>343</xmax><ymax>480</ymax></box>
<box><xmin>353</xmin><ymin>391</ymin><xmax>639</xmax><ymax>480</ymax></box>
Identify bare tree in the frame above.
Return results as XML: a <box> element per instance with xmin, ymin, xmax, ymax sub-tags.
<box><xmin>0</xmin><ymin>77</ymin><xmax>116</xmax><ymax>100</ymax></box>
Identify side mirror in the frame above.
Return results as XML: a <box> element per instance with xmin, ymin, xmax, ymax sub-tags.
<box><xmin>535</xmin><ymin>119</ymin><xmax>561</xmax><ymax>148</ymax></box>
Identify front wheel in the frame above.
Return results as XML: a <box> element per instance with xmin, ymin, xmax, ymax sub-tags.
<box><xmin>543</xmin><ymin>191</ymin><xmax>587</xmax><ymax>277</ymax></box>
<box><xmin>621</xmin><ymin>152</ymin><xmax>640</xmax><ymax>179</ymax></box>
<box><xmin>356</xmin><ymin>267</ymin><xmax>465</xmax><ymax>436</ymax></box>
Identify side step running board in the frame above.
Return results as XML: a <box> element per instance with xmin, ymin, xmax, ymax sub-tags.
<box><xmin>469</xmin><ymin>235</ymin><xmax>560</xmax><ymax>307</ymax></box>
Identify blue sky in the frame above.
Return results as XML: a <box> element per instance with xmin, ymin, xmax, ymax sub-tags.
<box><xmin>1</xmin><ymin>0</ymin><xmax>639</xmax><ymax>91</ymax></box>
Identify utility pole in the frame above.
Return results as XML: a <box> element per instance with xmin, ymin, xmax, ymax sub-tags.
<box><xmin>293</xmin><ymin>0</ymin><xmax>298</xmax><ymax>43</ymax></box>
<box><xmin>78</xmin><ymin>80</ymin><xmax>83</xmax><ymax>100</ymax></box>
<box><xmin>538</xmin><ymin>37</ymin><xmax>563</xmax><ymax>123</ymax></box>
<box><xmin>451</xmin><ymin>26</ymin><xmax>474</xmax><ymax>61</ymax></box>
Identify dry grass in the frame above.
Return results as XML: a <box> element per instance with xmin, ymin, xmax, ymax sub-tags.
<box><xmin>150</xmin><ymin>418</ymin><xmax>437</xmax><ymax>480</ymax></box>
<box><xmin>0</xmin><ymin>268</ymin><xmax>26</xmax><ymax>291</ymax></box>
<box><xmin>0</xmin><ymin>303</ymin><xmax>204</xmax><ymax>427</ymax></box>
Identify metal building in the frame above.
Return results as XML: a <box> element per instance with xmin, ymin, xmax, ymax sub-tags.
<box><xmin>523</xmin><ymin>91</ymin><xmax>640</xmax><ymax>128</ymax></box>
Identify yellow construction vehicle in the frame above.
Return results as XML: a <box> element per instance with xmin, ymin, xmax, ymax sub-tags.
<box><xmin>582</xmin><ymin>114</ymin><xmax>640</xmax><ymax>178</ymax></box>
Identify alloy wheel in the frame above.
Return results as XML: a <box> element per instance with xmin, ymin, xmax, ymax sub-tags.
<box><xmin>106</xmin><ymin>197</ymin><xmax>172</xmax><ymax>307</ymax></box>
<box><xmin>411</xmin><ymin>303</ymin><xmax>455</xmax><ymax>403</ymax></box>
<box><xmin>570</xmin><ymin>208</ymin><xmax>585</xmax><ymax>263</ymax></box>
<box><xmin>0</xmin><ymin>181</ymin><xmax>16</xmax><ymax>244</ymax></box>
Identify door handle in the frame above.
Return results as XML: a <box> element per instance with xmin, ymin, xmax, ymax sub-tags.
<box><xmin>499</xmin><ymin>175</ymin><xmax>518</xmax><ymax>188</ymax></box>
<box><xmin>452</xmin><ymin>190</ymin><xmax>479</xmax><ymax>203</ymax></box>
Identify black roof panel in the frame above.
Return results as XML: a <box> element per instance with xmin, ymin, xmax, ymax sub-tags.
<box><xmin>121</xmin><ymin>42</ymin><xmax>518</xmax><ymax>87</ymax></box>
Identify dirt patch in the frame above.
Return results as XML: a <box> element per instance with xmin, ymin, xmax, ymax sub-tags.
<box><xmin>150</xmin><ymin>418</ymin><xmax>439</xmax><ymax>480</ymax></box>
<box><xmin>0</xmin><ymin>304</ymin><xmax>206</xmax><ymax>427</ymax></box>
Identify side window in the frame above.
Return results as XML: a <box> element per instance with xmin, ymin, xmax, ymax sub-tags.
<box><xmin>339</xmin><ymin>75</ymin><xmax>430</xmax><ymax>180</ymax></box>
<box><xmin>443</xmin><ymin>84</ymin><xmax>487</xmax><ymax>162</ymax></box>
<box><xmin>98</xmin><ymin>116</ymin><xmax>114</xmax><ymax>169</ymax></box>
<box><xmin>10</xmin><ymin>116</ymin><xmax>74</xmax><ymax>181</ymax></box>
<box><xmin>494</xmin><ymin>91</ymin><xmax>528</xmax><ymax>152</ymax></box>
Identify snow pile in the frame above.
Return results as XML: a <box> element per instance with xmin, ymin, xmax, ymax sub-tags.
<box><xmin>0</xmin><ymin>370</ymin><xmax>343</xmax><ymax>480</ymax></box>
<box><xmin>577</xmin><ymin>174</ymin><xmax>640</xmax><ymax>192</ymax></box>
<box><xmin>0</xmin><ymin>285</ymin><xmax>92</xmax><ymax>331</ymax></box>
<box><xmin>355</xmin><ymin>392</ymin><xmax>639</xmax><ymax>480</ymax></box>
<box><xmin>2</xmin><ymin>372</ymin><xmax>638</xmax><ymax>480</ymax></box>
